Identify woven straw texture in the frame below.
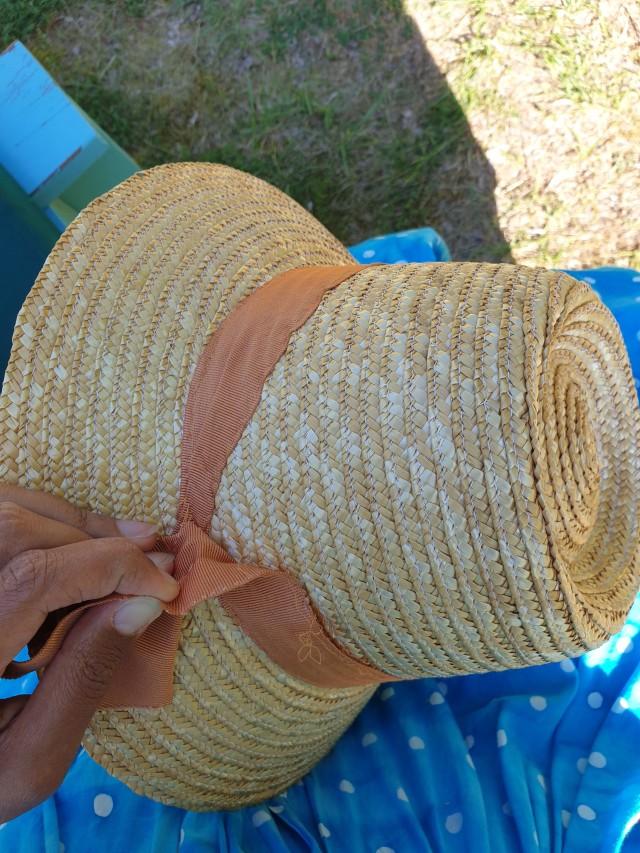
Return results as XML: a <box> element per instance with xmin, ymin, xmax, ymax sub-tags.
<box><xmin>1</xmin><ymin>162</ymin><xmax>639</xmax><ymax>811</ymax></box>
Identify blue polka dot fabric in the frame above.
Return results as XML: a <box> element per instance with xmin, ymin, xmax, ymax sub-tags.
<box><xmin>1</xmin><ymin>230</ymin><xmax>639</xmax><ymax>853</ymax></box>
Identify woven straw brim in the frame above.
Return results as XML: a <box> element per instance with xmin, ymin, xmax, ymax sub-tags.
<box><xmin>1</xmin><ymin>163</ymin><xmax>639</xmax><ymax>811</ymax></box>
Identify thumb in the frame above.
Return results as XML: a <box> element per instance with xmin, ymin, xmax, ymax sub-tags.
<box><xmin>9</xmin><ymin>598</ymin><xmax>163</xmax><ymax>799</ymax></box>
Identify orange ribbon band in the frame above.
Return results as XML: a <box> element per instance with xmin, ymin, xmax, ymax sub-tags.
<box><xmin>4</xmin><ymin>265</ymin><xmax>399</xmax><ymax>708</ymax></box>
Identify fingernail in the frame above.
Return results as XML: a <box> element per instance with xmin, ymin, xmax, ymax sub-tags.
<box><xmin>116</xmin><ymin>519</ymin><xmax>157</xmax><ymax>539</ymax></box>
<box><xmin>113</xmin><ymin>597</ymin><xmax>164</xmax><ymax>636</ymax></box>
<box><xmin>148</xmin><ymin>552</ymin><xmax>175</xmax><ymax>573</ymax></box>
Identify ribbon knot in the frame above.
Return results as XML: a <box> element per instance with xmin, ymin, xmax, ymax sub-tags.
<box><xmin>156</xmin><ymin>520</ymin><xmax>267</xmax><ymax>617</ymax></box>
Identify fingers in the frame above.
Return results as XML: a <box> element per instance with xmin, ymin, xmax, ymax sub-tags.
<box><xmin>0</xmin><ymin>599</ymin><xmax>162</xmax><ymax>822</ymax></box>
<box><xmin>0</xmin><ymin>539</ymin><xmax>179</xmax><ymax>669</ymax></box>
<box><xmin>0</xmin><ymin>695</ymin><xmax>29</xmax><ymax>730</ymax></box>
<box><xmin>0</xmin><ymin>502</ymin><xmax>91</xmax><ymax>566</ymax></box>
<box><xmin>0</xmin><ymin>483</ymin><xmax>157</xmax><ymax>549</ymax></box>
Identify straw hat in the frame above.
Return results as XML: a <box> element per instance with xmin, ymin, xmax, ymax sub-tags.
<box><xmin>1</xmin><ymin>162</ymin><xmax>639</xmax><ymax>812</ymax></box>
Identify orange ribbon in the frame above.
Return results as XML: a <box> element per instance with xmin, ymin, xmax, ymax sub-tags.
<box><xmin>3</xmin><ymin>265</ymin><xmax>399</xmax><ymax>708</ymax></box>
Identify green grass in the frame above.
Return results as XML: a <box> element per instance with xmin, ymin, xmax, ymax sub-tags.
<box><xmin>0</xmin><ymin>0</ymin><xmax>154</xmax><ymax>46</ymax></box>
<box><xmin>0</xmin><ymin>0</ymin><xmax>67</xmax><ymax>46</ymax></box>
<box><xmin>5</xmin><ymin>0</ymin><xmax>637</xmax><ymax>268</ymax></box>
<box><xmin>9</xmin><ymin>0</ymin><xmax>508</xmax><ymax>260</ymax></box>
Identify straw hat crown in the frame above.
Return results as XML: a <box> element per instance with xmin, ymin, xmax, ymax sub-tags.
<box><xmin>1</xmin><ymin>162</ymin><xmax>638</xmax><ymax>810</ymax></box>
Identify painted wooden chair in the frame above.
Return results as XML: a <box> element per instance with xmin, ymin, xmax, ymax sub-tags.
<box><xmin>0</xmin><ymin>40</ymin><xmax>139</xmax><ymax>232</ymax></box>
<box><xmin>0</xmin><ymin>40</ymin><xmax>140</xmax><ymax>377</ymax></box>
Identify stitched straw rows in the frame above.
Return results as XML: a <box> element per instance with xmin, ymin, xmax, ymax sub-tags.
<box><xmin>1</xmin><ymin>163</ymin><xmax>638</xmax><ymax>810</ymax></box>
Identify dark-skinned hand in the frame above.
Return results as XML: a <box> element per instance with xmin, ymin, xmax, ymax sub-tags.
<box><xmin>0</xmin><ymin>483</ymin><xmax>180</xmax><ymax>822</ymax></box>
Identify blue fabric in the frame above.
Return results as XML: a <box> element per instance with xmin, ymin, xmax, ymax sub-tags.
<box><xmin>349</xmin><ymin>227</ymin><xmax>452</xmax><ymax>265</ymax></box>
<box><xmin>1</xmin><ymin>229</ymin><xmax>640</xmax><ymax>853</ymax></box>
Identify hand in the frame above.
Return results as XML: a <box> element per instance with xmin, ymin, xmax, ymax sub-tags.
<box><xmin>0</xmin><ymin>483</ymin><xmax>180</xmax><ymax>822</ymax></box>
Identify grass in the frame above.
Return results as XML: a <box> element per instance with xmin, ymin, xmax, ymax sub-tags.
<box><xmin>0</xmin><ymin>0</ymin><xmax>66</xmax><ymax>45</ymax></box>
<box><xmin>408</xmin><ymin>0</ymin><xmax>640</xmax><ymax>268</ymax></box>
<box><xmin>3</xmin><ymin>0</ymin><xmax>639</xmax><ymax>268</ymax></box>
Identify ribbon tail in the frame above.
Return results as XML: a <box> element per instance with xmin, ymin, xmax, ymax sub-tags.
<box><xmin>2</xmin><ymin>596</ymin><xmax>123</xmax><ymax>680</ymax></box>
<box><xmin>98</xmin><ymin>610</ymin><xmax>183</xmax><ymax>710</ymax></box>
<box><xmin>220</xmin><ymin>573</ymin><xmax>399</xmax><ymax>688</ymax></box>
<box><xmin>2</xmin><ymin>596</ymin><xmax>183</xmax><ymax>711</ymax></box>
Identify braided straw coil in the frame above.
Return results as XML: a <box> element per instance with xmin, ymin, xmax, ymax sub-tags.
<box><xmin>1</xmin><ymin>163</ymin><xmax>639</xmax><ymax>811</ymax></box>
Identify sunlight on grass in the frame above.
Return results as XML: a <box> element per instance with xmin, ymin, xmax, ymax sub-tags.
<box><xmin>405</xmin><ymin>0</ymin><xmax>640</xmax><ymax>269</ymax></box>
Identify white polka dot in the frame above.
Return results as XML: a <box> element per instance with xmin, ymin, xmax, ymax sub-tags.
<box><xmin>537</xmin><ymin>774</ymin><xmax>546</xmax><ymax>791</ymax></box>
<box><xmin>497</xmin><ymin>729</ymin><xmax>508</xmax><ymax>747</ymax></box>
<box><xmin>363</xmin><ymin>249</ymin><xmax>376</xmax><ymax>259</ymax></box>
<box><xmin>180</xmin><ymin>829</ymin><xmax>185</xmax><ymax>846</ymax></box>
<box><xmin>93</xmin><ymin>794</ymin><xmax>113</xmax><ymax>817</ymax></box>
<box><xmin>613</xmin><ymin>697</ymin><xmax>629</xmax><ymax>713</ymax></box>
<box><xmin>445</xmin><ymin>812</ymin><xmax>463</xmax><ymax>834</ymax></box>
<box><xmin>562</xmin><ymin>810</ymin><xmax>571</xmax><ymax>828</ymax></box>
<box><xmin>393</xmin><ymin>259</ymin><xmax>408</xmax><ymax>264</ymax></box>
<box><xmin>633</xmin><ymin>275</ymin><xmax>640</xmax><ymax>282</ymax></box>
<box><xmin>577</xmin><ymin>757</ymin><xmax>588</xmax><ymax>774</ymax></box>
<box><xmin>582</xmin><ymin>277</ymin><xmax>596</xmax><ymax>284</ymax></box>
<box><xmin>318</xmin><ymin>823</ymin><xmax>331</xmax><ymax>838</ymax></box>
<box><xmin>362</xmin><ymin>732</ymin><xmax>378</xmax><ymax>747</ymax></box>
<box><xmin>269</xmin><ymin>805</ymin><xmax>284</xmax><ymax>814</ymax></box>
<box><xmin>587</xmin><ymin>692</ymin><xmax>603</xmax><ymax>709</ymax></box>
<box><xmin>530</xmin><ymin>695</ymin><xmax>547</xmax><ymax>711</ymax></box>
<box><xmin>502</xmin><ymin>802</ymin><xmax>512</xmax><ymax>816</ymax></box>
<box><xmin>252</xmin><ymin>810</ymin><xmax>271</xmax><ymax>827</ymax></box>
<box><xmin>560</xmin><ymin>659</ymin><xmax>576</xmax><ymax>672</ymax></box>
<box><xmin>616</xmin><ymin>636</ymin><xmax>634</xmax><ymax>654</ymax></box>
<box><xmin>577</xmin><ymin>804</ymin><xmax>597</xmax><ymax>821</ymax></box>
<box><xmin>466</xmin><ymin>754</ymin><xmax>476</xmax><ymax>770</ymax></box>
<box><xmin>376</xmin><ymin>848</ymin><xmax>396</xmax><ymax>853</ymax></box>
<box><xmin>533</xmin><ymin>831</ymin><xmax>539</xmax><ymax>846</ymax></box>
<box><xmin>437</xmin><ymin>681</ymin><xmax>448</xmax><ymax>695</ymax></box>
<box><xmin>397</xmin><ymin>787</ymin><xmax>409</xmax><ymax>802</ymax></box>
<box><xmin>380</xmin><ymin>687</ymin><xmax>395</xmax><ymax>701</ymax></box>
<box><xmin>635</xmin><ymin>295</ymin><xmax>640</xmax><ymax>303</ymax></box>
<box><xmin>588</xmin><ymin>751</ymin><xmax>607</xmax><ymax>768</ymax></box>
<box><xmin>339</xmin><ymin>779</ymin><xmax>355</xmax><ymax>793</ymax></box>
<box><xmin>429</xmin><ymin>691</ymin><xmax>445</xmax><ymax>705</ymax></box>
<box><xmin>409</xmin><ymin>736</ymin><xmax>425</xmax><ymax>750</ymax></box>
<box><xmin>465</xmin><ymin>735</ymin><xmax>475</xmax><ymax>749</ymax></box>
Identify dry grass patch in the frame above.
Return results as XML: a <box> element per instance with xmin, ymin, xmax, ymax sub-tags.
<box><xmin>410</xmin><ymin>0</ymin><xmax>640</xmax><ymax>268</ymax></box>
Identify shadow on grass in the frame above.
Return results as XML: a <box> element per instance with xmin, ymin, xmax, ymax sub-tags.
<box><xmin>10</xmin><ymin>0</ymin><xmax>513</xmax><ymax>262</ymax></box>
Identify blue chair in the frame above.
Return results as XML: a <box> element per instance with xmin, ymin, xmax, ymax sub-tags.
<box><xmin>0</xmin><ymin>40</ymin><xmax>139</xmax><ymax>232</ymax></box>
<box><xmin>0</xmin><ymin>40</ymin><xmax>141</xmax><ymax>378</ymax></box>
